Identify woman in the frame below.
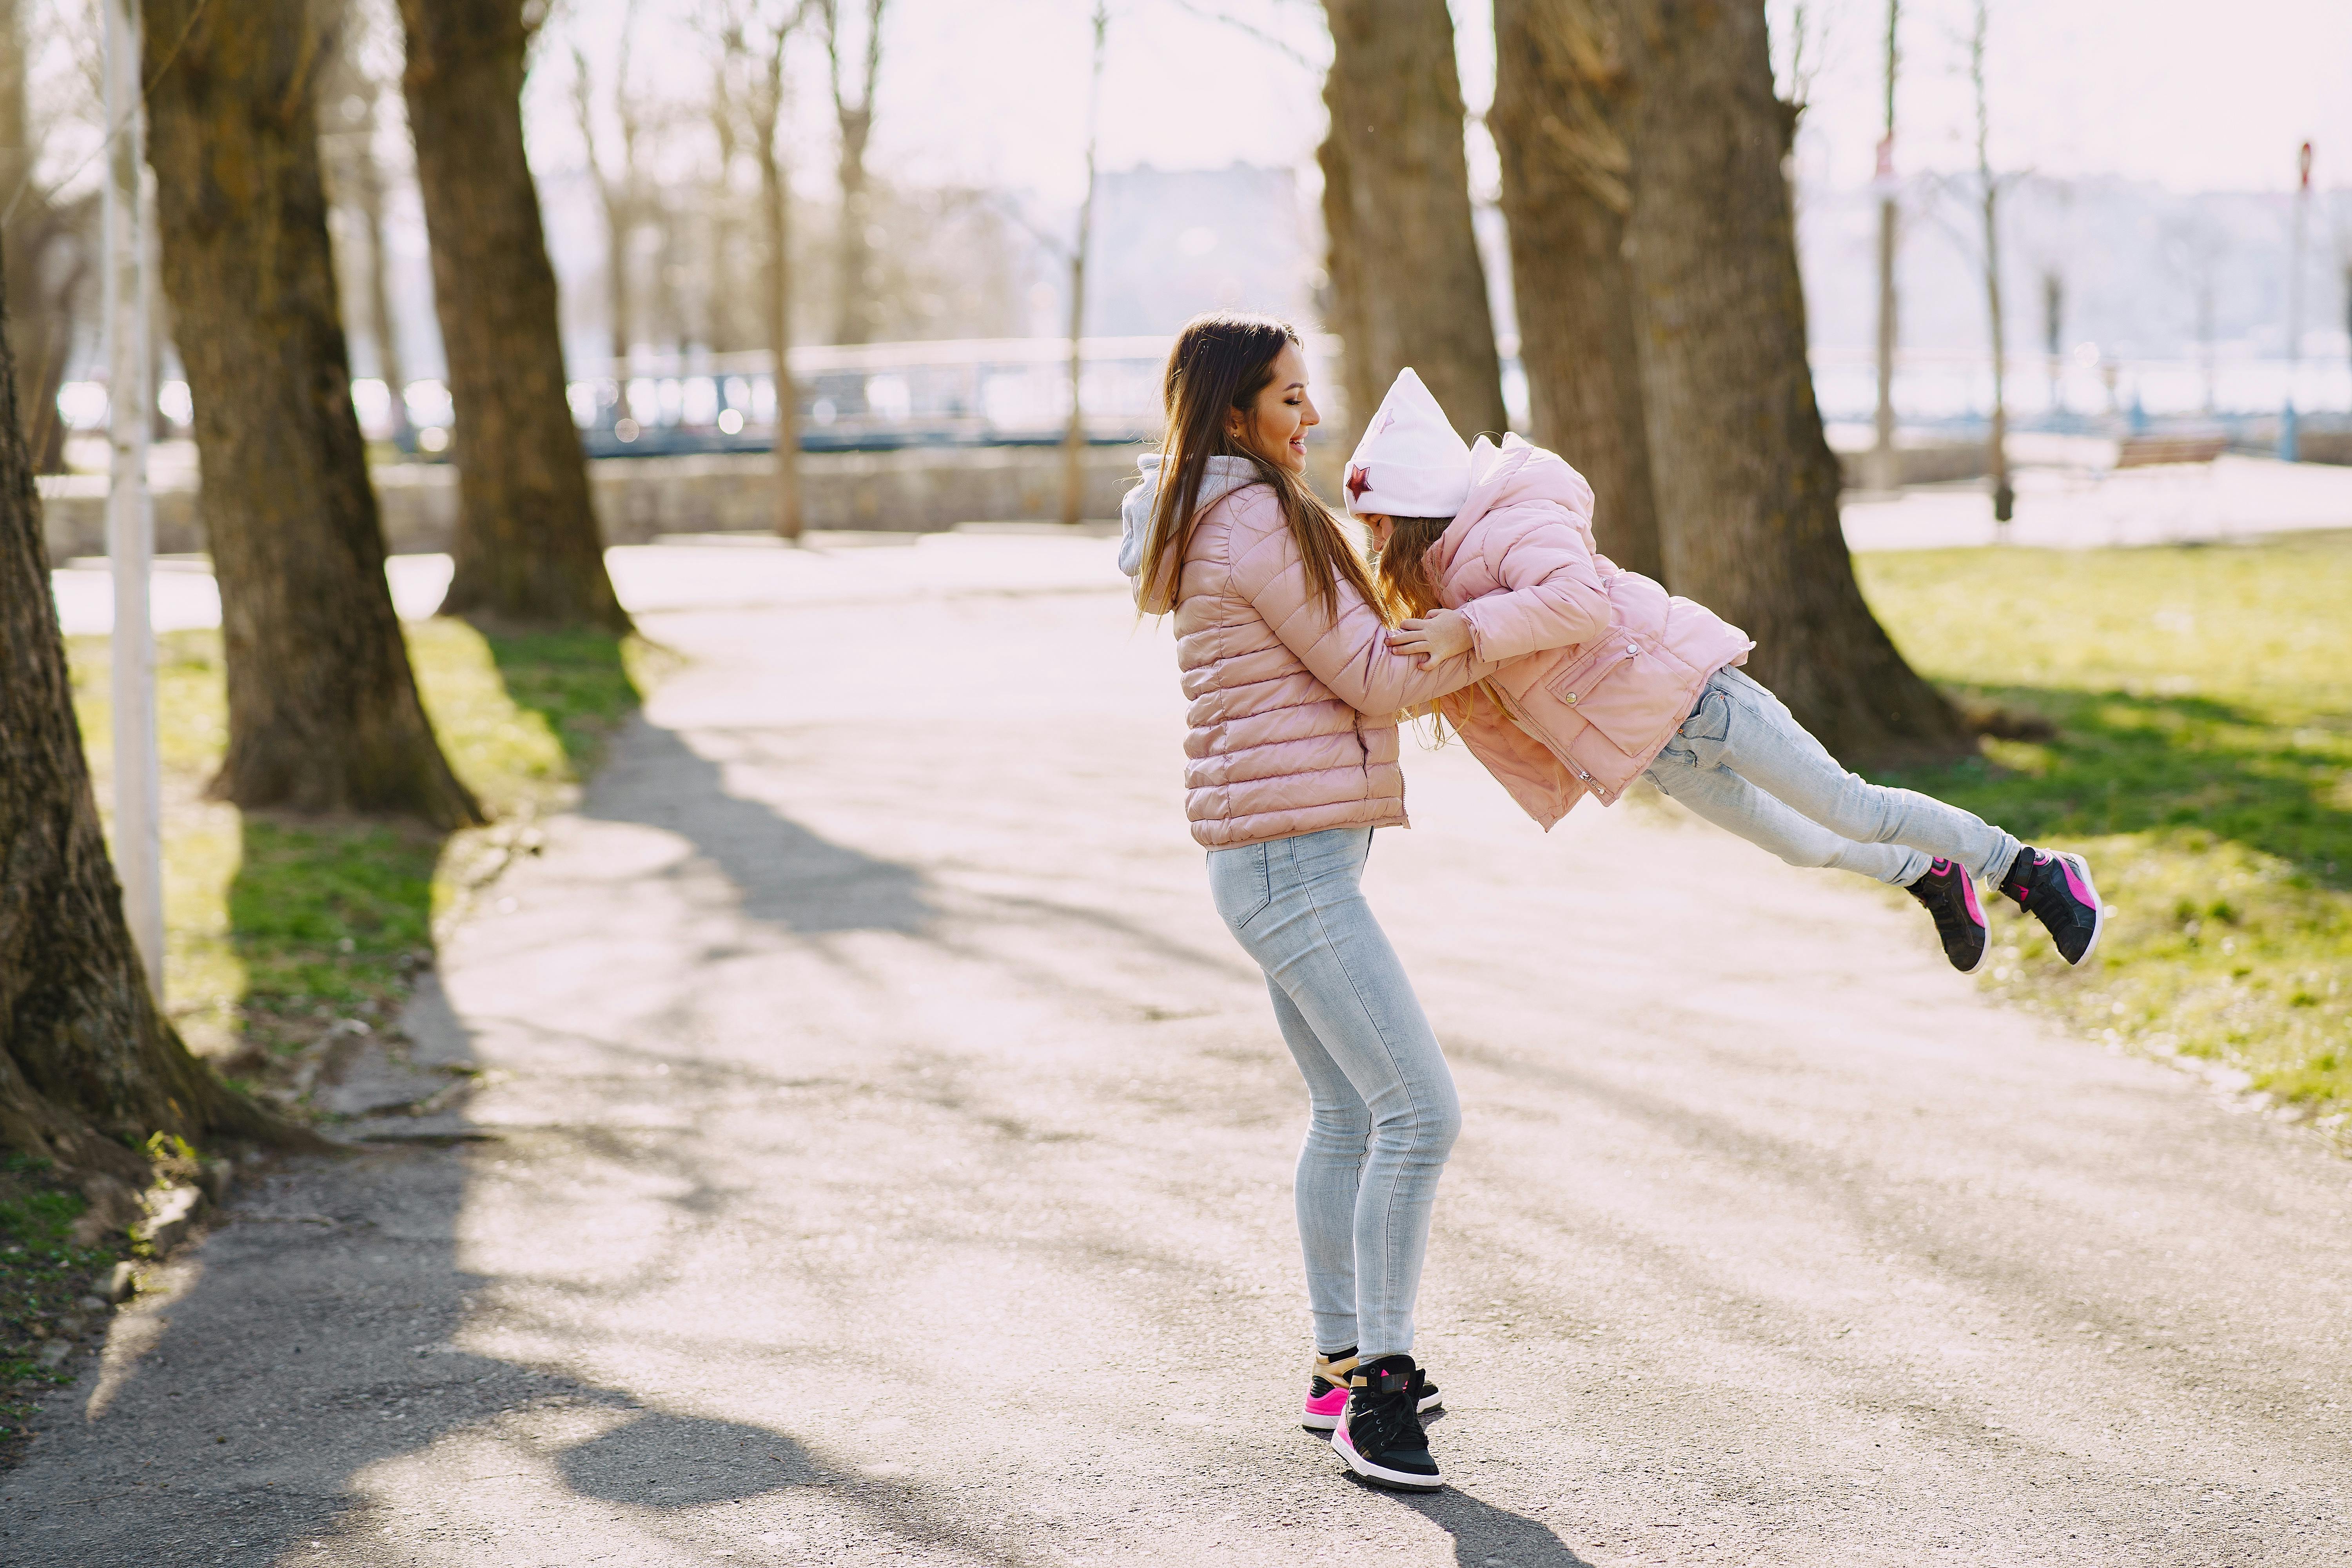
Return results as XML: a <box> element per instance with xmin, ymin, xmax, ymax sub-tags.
<box><xmin>1119</xmin><ymin>313</ymin><xmax>1489</xmax><ymax>1492</ymax></box>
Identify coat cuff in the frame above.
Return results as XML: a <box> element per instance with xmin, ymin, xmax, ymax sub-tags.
<box><xmin>1457</xmin><ymin>601</ymin><xmax>1502</xmax><ymax>663</ymax></box>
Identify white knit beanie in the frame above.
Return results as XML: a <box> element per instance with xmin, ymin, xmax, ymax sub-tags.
<box><xmin>1342</xmin><ymin>367</ymin><xmax>1472</xmax><ymax>518</ymax></box>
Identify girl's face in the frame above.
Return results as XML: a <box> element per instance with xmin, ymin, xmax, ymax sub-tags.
<box><xmin>1225</xmin><ymin>342</ymin><xmax>1318</xmax><ymax>474</ymax></box>
<box><xmin>1360</xmin><ymin>514</ymin><xmax>1395</xmax><ymax>551</ymax></box>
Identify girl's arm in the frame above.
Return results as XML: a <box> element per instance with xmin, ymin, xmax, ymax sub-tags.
<box><xmin>1229</xmin><ymin>506</ymin><xmax>1492</xmax><ymax>717</ymax></box>
<box><xmin>1446</xmin><ymin>510</ymin><xmax>1613</xmax><ymax>664</ymax></box>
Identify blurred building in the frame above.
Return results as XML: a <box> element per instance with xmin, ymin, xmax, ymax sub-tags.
<box><xmin>1797</xmin><ymin>175</ymin><xmax>2352</xmax><ymax>422</ymax></box>
<box><xmin>1082</xmin><ymin>163</ymin><xmax>1319</xmax><ymax>336</ymax></box>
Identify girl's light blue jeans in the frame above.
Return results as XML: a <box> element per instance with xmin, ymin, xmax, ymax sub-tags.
<box><xmin>1643</xmin><ymin>666</ymin><xmax>2021</xmax><ymax>886</ymax></box>
<box><xmin>1205</xmin><ymin>826</ymin><xmax>1459</xmax><ymax>1363</ymax></box>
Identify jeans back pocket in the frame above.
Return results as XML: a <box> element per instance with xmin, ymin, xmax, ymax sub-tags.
<box><xmin>1206</xmin><ymin>842</ymin><xmax>1273</xmax><ymax>931</ymax></box>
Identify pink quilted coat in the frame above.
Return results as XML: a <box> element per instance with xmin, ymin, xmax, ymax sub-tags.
<box><xmin>1430</xmin><ymin>436</ymin><xmax>1753</xmax><ymax>828</ymax></box>
<box><xmin>1122</xmin><ymin>456</ymin><xmax>1494</xmax><ymax>848</ymax></box>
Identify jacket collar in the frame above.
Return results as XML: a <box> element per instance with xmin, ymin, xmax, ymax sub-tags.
<box><xmin>1422</xmin><ymin>435</ymin><xmax>1542</xmax><ymax>580</ymax></box>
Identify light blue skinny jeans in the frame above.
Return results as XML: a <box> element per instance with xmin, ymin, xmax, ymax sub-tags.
<box><xmin>1206</xmin><ymin>826</ymin><xmax>1459</xmax><ymax>1363</ymax></box>
<box><xmin>1643</xmin><ymin>666</ymin><xmax>2021</xmax><ymax>886</ymax></box>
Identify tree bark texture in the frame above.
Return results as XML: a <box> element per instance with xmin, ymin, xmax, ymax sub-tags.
<box><xmin>1</xmin><ymin>0</ymin><xmax>81</xmax><ymax>474</ymax></box>
<box><xmin>399</xmin><ymin>0</ymin><xmax>632</xmax><ymax>632</ymax></box>
<box><xmin>0</xmin><ymin>261</ymin><xmax>281</xmax><ymax>1177</ymax></box>
<box><xmin>1615</xmin><ymin>0</ymin><xmax>1968</xmax><ymax>766</ymax></box>
<box><xmin>144</xmin><ymin>0</ymin><xmax>483</xmax><ymax>825</ymax></box>
<box><xmin>1320</xmin><ymin>0</ymin><xmax>1507</xmax><ymax>448</ymax></box>
<box><xmin>1489</xmin><ymin>0</ymin><xmax>1664</xmax><ymax>581</ymax></box>
<box><xmin>1314</xmin><ymin>113</ymin><xmax>1374</xmax><ymax>442</ymax></box>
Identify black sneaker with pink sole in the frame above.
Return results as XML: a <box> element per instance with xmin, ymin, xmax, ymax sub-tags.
<box><xmin>1906</xmin><ymin>858</ymin><xmax>1990</xmax><ymax>973</ymax></box>
<box><xmin>1330</xmin><ymin>1353</ymin><xmax>1444</xmax><ymax>1491</ymax></box>
<box><xmin>2000</xmin><ymin>847</ymin><xmax>2105</xmax><ymax>965</ymax></box>
<box><xmin>1302</xmin><ymin>1348</ymin><xmax>1441</xmax><ymax>1431</ymax></box>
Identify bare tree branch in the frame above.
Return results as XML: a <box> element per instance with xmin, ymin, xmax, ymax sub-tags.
<box><xmin>1167</xmin><ymin>0</ymin><xmax>1318</xmax><ymax>69</ymax></box>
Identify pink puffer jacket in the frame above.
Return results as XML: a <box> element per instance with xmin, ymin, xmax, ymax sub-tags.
<box><xmin>1122</xmin><ymin>456</ymin><xmax>1494</xmax><ymax>848</ymax></box>
<box><xmin>1429</xmin><ymin>436</ymin><xmax>1753</xmax><ymax>827</ymax></box>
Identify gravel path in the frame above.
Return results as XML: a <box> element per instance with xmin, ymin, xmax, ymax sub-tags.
<box><xmin>9</xmin><ymin>535</ymin><xmax>2350</xmax><ymax>1566</ymax></box>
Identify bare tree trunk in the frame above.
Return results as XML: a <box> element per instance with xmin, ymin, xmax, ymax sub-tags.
<box><xmin>711</xmin><ymin>3</ymin><xmax>802</xmax><ymax>538</ymax></box>
<box><xmin>144</xmin><ymin>0</ymin><xmax>482</xmax><ymax>824</ymax></box>
<box><xmin>833</xmin><ymin>111</ymin><xmax>873</xmax><ymax>343</ymax></box>
<box><xmin>400</xmin><ymin>0</ymin><xmax>632</xmax><ymax>632</ymax></box>
<box><xmin>0</xmin><ymin>225</ymin><xmax>308</xmax><ymax>1178</ymax></box>
<box><xmin>1320</xmin><ymin>0</ymin><xmax>1506</xmax><ymax>445</ymax></box>
<box><xmin>1867</xmin><ymin>0</ymin><xmax>1900</xmax><ymax>493</ymax></box>
<box><xmin>0</xmin><ymin>0</ymin><xmax>24</xmax><ymax>252</ymax></box>
<box><xmin>2041</xmin><ymin>267</ymin><xmax>2062</xmax><ymax>417</ymax></box>
<box><xmin>1058</xmin><ymin>0</ymin><xmax>1106</xmax><ymax>528</ymax></box>
<box><xmin>318</xmin><ymin>10</ymin><xmax>412</xmax><ymax>440</ymax></box>
<box><xmin>1969</xmin><ymin>0</ymin><xmax>2011</xmax><ymax>529</ymax></box>
<box><xmin>572</xmin><ymin>9</ymin><xmax>642</xmax><ymax>375</ymax></box>
<box><xmin>824</xmin><ymin>0</ymin><xmax>888</xmax><ymax>345</ymax></box>
<box><xmin>1315</xmin><ymin>111</ymin><xmax>1374</xmax><ymax>444</ymax></box>
<box><xmin>758</xmin><ymin>141</ymin><xmax>803</xmax><ymax>539</ymax></box>
<box><xmin>1488</xmin><ymin>0</ymin><xmax>1662</xmax><ymax>581</ymax></box>
<box><xmin>0</xmin><ymin>0</ymin><xmax>79</xmax><ymax>475</ymax></box>
<box><xmin>1615</xmin><ymin>0</ymin><xmax>1969</xmax><ymax>767</ymax></box>
<box><xmin>2341</xmin><ymin>261</ymin><xmax>2351</xmax><ymax>408</ymax></box>
<box><xmin>2</xmin><ymin>211</ymin><xmax>80</xmax><ymax>475</ymax></box>
<box><xmin>2201</xmin><ymin>275</ymin><xmax>2218</xmax><ymax>415</ymax></box>
<box><xmin>647</xmin><ymin>207</ymin><xmax>685</xmax><ymax>359</ymax></box>
<box><xmin>353</xmin><ymin>146</ymin><xmax>411</xmax><ymax>438</ymax></box>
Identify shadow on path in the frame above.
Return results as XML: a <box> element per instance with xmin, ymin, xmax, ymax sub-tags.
<box><xmin>1372</xmin><ymin>1479</ymin><xmax>1597</xmax><ymax>1566</ymax></box>
<box><xmin>586</xmin><ymin>720</ymin><xmax>934</xmax><ymax>937</ymax></box>
<box><xmin>0</xmin><ymin>1006</ymin><xmax>1017</xmax><ymax>1566</ymax></box>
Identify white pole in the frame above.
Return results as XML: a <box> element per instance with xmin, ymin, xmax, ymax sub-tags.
<box><xmin>103</xmin><ymin>0</ymin><xmax>162</xmax><ymax>1002</ymax></box>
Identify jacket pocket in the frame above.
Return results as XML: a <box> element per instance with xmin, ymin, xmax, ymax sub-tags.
<box><xmin>1540</xmin><ymin>633</ymin><xmax>1620</xmax><ymax>709</ymax></box>
<box><xmin>1548</xmin><ymin>637</ymin><xmax>1682</xmax><ymax>754</ymax></box>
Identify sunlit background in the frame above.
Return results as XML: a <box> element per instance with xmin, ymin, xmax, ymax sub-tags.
<box><xmin>17</xmin><ymin>0</ymin><xmax>2352</xmax><ymax>445</ymax></box>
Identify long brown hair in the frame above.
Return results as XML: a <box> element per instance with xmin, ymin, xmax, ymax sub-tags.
<box><xmin>1372</xmin><ymin>517</ymin><xmax>1456</xmax><ymax>623</ymax></box>
<box><xmin>1136</xmin><ymin>312</ymin><xmax>1379</xmax><ymax>621</ymax></box>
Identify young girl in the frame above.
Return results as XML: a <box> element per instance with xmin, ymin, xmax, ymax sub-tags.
<box><xmin>1120</xmin><ymin>315</ymin><xmax>1485</xmax><ymax>1492</ymax></box>
<box><xmin>1356</xmin><ymin>367</ymin><xmax>2103</xmax><ymax>974</ymax></box>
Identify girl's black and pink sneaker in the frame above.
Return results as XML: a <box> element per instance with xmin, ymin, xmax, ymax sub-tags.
<box><xmin>1906</xmin><ymin>858</ymin><xmax>1990</xmax><ymax>973</ymax></box>
<box><xmin>1330</xmin><ymin>1353</ymin><xmax>1444</xmax><ymax>1491</ymax></box>
<box><xmin>2001</xmin><ymin>847</ymin><xmax>2105</xmax><ymax>965</ymax></box>
<box><xmin>1303</xmin><ymin>1347</ymin><xmax>1440</xmax><ymax>1431</ymax></box>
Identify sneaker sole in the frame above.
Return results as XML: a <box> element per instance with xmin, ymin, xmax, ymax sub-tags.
<box><xmin>2058</xmin><ymin>852</ymin><xmax>2105</xmax><ymax>965</ymax></box>
<box><xmin>1330</xmin><ymin>1420</ymin><xmax>1444</xmax><ymax>1492</ymax></box>
<box><xmin>1956</xmin><ymin>873</ymin><xmax>1990</xmax><ymax>974</ymax></box>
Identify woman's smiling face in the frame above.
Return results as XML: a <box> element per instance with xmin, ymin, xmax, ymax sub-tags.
<box><xmin>1225</xmin><ymin>341</ymin><xmax>1318</xmax><ymax>474</ymax></box>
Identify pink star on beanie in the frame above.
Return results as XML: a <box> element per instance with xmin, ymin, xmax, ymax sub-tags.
<box><xmin>1342</xmin><ymin>367</ymin><xmax>1472</xmax><ymax>518</ymax></box>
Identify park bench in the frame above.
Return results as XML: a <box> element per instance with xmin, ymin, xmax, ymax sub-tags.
<box><xmin>2114</xmin><ymin>434</ymin><xmax>2230</xmax><ymax>470</ymax></box>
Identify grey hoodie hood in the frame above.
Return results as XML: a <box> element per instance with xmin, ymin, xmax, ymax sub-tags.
<box><xmin>1118</xmin><ymin>453</ymin><xmax>1262</xmax><ymax>610</ymax></box>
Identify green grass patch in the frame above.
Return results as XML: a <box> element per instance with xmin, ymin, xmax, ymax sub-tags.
<box><xmin>67</xmin><ymin>618</ymin><xmax>656</xmax><ymax>1086</ymax></box>
<box><xmin>0</xmin><ymin>1156</ymin><xmax>126</xmax><ymax>1461</ymax></box>
<box><xmin>1857</xmin><ymin>532</ymin><xmax>2352</xmax><ymax>1119</ymax></box>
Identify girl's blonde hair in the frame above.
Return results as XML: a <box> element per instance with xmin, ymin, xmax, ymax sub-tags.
<box><xmin>1370</xmin><ymin>517</ymin><xmax>1455</xmax><ymax>623</ymax></box>
<box><xmin>1136</xmin><ymin>313</ymin><xmax>1381</xmax><ymax>622</ymax></box>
